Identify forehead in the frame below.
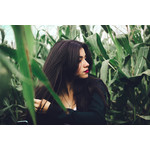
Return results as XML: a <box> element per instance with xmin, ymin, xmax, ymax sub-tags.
<box><xmin>79</xmin><ymin>48</ymin><xmax>86</xmax><ymax>56</ymax></box>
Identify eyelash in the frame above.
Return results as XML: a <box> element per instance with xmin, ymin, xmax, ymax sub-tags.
<box><xmin>79</xmin><ymin>58</ymin><xmax>87</xmax><ymax>62</ymax></box>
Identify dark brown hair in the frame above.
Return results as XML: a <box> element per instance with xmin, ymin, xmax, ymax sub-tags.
<box><xmin>42</xmin><ymin>40</ymin><xmax>92</xmax><ymax>94</ymax></box>
<box><xmin>35</xmin><ymin>40</ymin><xmax>109</xmax><ymax>111</ymax></box>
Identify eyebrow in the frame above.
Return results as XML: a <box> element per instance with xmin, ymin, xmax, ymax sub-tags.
<box><xmin>79</xmin><ymin>55</ymin><xmax>86</xmax><ymax>58</ymax></box>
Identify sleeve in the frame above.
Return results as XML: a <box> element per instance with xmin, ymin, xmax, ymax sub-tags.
<box><xmin>46</xmin><ymin>90</ymin><xmax>106</xmax><ymax>125</ymax></box>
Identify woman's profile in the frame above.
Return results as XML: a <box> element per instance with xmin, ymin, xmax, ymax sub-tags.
<box><xmin>31</xmin><ymin>40</ymin><xmax>109</xmax><ymax>125</ymax></box>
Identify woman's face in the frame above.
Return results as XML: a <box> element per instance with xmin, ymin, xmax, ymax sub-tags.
<box><xmin>76</xmin><ymin>48</ymin><xmax>90</xmax><ymax>78</ymax></box>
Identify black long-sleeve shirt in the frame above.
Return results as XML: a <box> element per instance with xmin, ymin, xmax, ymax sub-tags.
<box><xmin>35</xmin><ymin>79</ymin><xmax>107</xmax><ymax>125</ymax></box>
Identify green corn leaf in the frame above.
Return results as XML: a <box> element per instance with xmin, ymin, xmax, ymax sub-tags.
<box><xmin>109</xmin><ymin>59</ymin><xmax>128</xmax><ymax>79</ymax></box>
<box><xmin>65</xmin><ymin>26</ymin><xmax>70</xmax><ymax>37</ymax></box>
<box><xmin>12</xmin><ymin>25</ymin><xmax>36</xmax><ymax>124</ymax></box>
<box><xmin>38</xmin><ymin>41</ymin><xmax>49</xmax><ymax>51</ymax></box>
<box><xmin>86</xmin><ymin>33</ymin><xmax>109</xmax><ymax>60</ymax></box>
<box><xmin>137</xmin><ymin>115</ymin><xmax>150</xmax><ymax>120</ymax></box>
<box><xmin>84</xmin><ymin>34</ymin><xmax>104</xmax><ymax>76</ymax></box>
<box><xmin>101</xmin><ymin>25</ymin><xmax>109</xmax><ymax>33</ymax></box>
<box><xmin>24</xmin><ymin>25</ymin><xmax>35</xmax><ymax>57</ymax></box>
<box><xmin>101</xmin><ymin>25</ymin><xmax>115</xmax><ymax>42</ymax></box>
<box><xmin>0</xmin><ymin>52</ymin><xmax>30</xmax><ymax>82</ymax></box>
<box><xmin>129</xmin><ymin>25</ymin><xmax>143</xmax><ymax>44</ymax></box>
<box><xmin>133</xmin><ymin>43</ymin><xmax>146</xmax><ymax>49</ymax></box>
<box><xmin>139</xmin><ymin>69</ymin><xmax>150</xmax><ymax>76</ymax></box>
<box><xmin>144</xmin><ymin>56</ymin><xmax>150</xmax><ymax>68</ymax></box>
<box><xmin>0</xmin><ymin>44</ymin><xmax>17</xmax><ymax>61</ymax></box>
<box><xmin>60</xmin><ymin>34</ymin><xmax>69</xmax><ymax>40</ymax></box>
<box><xmin>42</xmin><ymin>29</ymin><xmax>56</xmax><ymax>46</ymax></box>
<box><xmin>134</xmin><ymin>47</ymin><xmax>149</xmax><ymax>75</ymax></box>
<box><xmin>0</xmin><ymin>105</ymin><xmax>13</xmax><ymax>116</ymax></box>
<box><xmin>69</xmin><ymin>25</ymin><xmax>78</xmax><ymax>40</ymax></box>
<box><xmin>91</xmin><ymin>62</ymin><xmax>96</xmax><ymax>76</ymax></box>
<box><xmin>124</xmin><ymin>55</ymin><xmax>131</xmax><ymax>66</ymax></box>
<box><xmin>35</xmin><ymin>30</ymin><xmax>40</xmax><ymax>40</ymax></box>
<box><xmin>108</xmin><ymin>70</ymin><xmax>118</xmax><ymax>87</ymax></box>
<box><xmin>80</xmin><ymin>25</ymin><xmax>92</xmax><ymax>37</ymax></box>
<box><xmin>96</xmin><ymin>33</ymin><xmax>109</xmax><ymax>60</ymax></box>
<box><xmin>106</xmin><ymin>118</ymin><xmax>128</xmax><ymax>124</ymax></box>
<box><xmin>34</xmin><ymin>58</ymin><xmax>45</xmax><ymax>67</ymax></box>
<box><xmin>108</xmin><ymin>109</ymin><xmax>122</xmax><ymax>114</ymax></box>
<box><xmin>102</xmin><ymin>25</ymin><xmax>124</xmax><ymax>67</ymax></box>
<box><xmin>116</xmin><ymin>34</ymin><xmax>132</xmax><ymax>55</ymax></box>
<box><xmin>0</xmin><ymin>28</ymin><xmax>5</xmax><ymax>43</ymax></box>
<box><xmin>31</xmin><ymin>58</ymin><xmax>67</xmax><ymax>112</ymax></box>
<box><xmin>100</xmin><ymin>59</ymin><xmax>109</xmax><ymax>84</ymax></box>
<box><xmin>86</xmin><ymin>34</ymin><xmax>100</xmax><ymax>56</ymax></box>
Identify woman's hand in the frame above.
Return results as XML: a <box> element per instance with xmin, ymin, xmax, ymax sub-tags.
<box><xmin>34</xmin><ymin>98</ymin><xmax>51</xmax><ymax>113</ymax></box>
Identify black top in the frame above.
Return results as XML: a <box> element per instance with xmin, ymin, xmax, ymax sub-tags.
<box><xmin>35</xmin><ymin>78</ymin><xmax>107</xmax><ymax>125</ymax></box>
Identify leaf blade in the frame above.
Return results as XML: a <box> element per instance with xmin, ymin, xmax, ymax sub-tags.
<box><xmin>12</xmin><ymin>25</ymin><xmax>36</xmax><ymax>124</ymax></box>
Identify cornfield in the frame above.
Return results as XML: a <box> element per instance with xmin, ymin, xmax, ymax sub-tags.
<box><xmin>0</xmin><ymin>25</ymin><xmax>150</xmax><ymax>125</ymax></box>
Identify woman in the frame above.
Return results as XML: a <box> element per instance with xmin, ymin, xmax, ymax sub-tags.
<box><xmin>33</xmin><ymin>40</ymin><xmax>109</xmax><ymax>125</ymax></box>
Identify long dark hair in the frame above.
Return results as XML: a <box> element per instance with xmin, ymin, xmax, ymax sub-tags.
<box><xmin>35</xmin><ymin>40</ymin><xmax>109</xmax><ymax>111</ymax></box>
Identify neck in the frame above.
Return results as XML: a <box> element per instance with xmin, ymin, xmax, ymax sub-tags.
<box><xmin>66</xmin><ymin>82</ymin><xmax>73</xmax><ymax>96</ymax></box>
<box><xmin>59</xmin><ymin>82</ymin><xmax>76</xmax><ymax>109</ymax></box>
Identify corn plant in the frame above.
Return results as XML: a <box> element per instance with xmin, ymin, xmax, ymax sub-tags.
<box><xmin>0</xmin><ymin>26</ymin><xmax>67</xmax><ymax>124</ymax></box>
<box><xmin>0</xmin><ymin>25</ymin><xmax>150</xmax><ymax>125</ymax></box>
<box><xmin>80</xmin><ymin>25</ymin><xmax>150</xmax><ymax>124</ymax></box>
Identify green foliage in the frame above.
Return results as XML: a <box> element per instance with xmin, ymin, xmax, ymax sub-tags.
<box><xmin>79</xmin><ymin>25</ymin><xmax>150</xmax><ymax>124</ymax></box>
<box><xmin>12</xmin><ymin>25</ymin><xmax>36</xmax><ymax>124</ymax></box>
<box><xmin>0</xmin><ymin>28</ymin><xmax>5</xmax><ymax>43</ymax></box>
<box><xmin>0</xmin><ymin>25</ymin><xmax>150</xmax><ymax>124</ymax></box>
<box><xmin>0</xmin><ymin>25</ymin><xmax>67</xmax><ymax>124</ymax></box>
<box><xmin>101</xmin><ymin>25</ymin><xmax>150</xmax><ymax>124</ymax></box>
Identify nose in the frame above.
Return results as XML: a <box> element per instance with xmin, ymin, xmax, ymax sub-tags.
<box><xmin>84</xmin><ymin>59</ymin><xmax>89</xmax><ymax>67</ymax></box>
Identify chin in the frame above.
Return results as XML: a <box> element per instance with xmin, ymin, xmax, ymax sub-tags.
<box><xmin>80</xmin><ymin>74</ymin><xmax>89</xmax><ymax>79</ymax></box>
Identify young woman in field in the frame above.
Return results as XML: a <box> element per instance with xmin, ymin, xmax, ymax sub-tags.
<box><xmin>33</xmin><ymin>40</ymin><xmax>109</xmax><ymax>125</ymax></box>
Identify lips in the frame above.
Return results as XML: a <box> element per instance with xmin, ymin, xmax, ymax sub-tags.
<box><xmin>84</xmin><ymin>70</ymin><xmax>89</xmax><ymax>73</ymax></box>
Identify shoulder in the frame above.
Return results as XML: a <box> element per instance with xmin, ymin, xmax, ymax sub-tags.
<box><xmin>88</xmin><ymin>74</ymin><xmax>106</xmax><ymax>91</ymax></box>
<box><xmin>87</xmin><ymin>74</ymin><xmax>109</xmax><ymax>101</ymax></box>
